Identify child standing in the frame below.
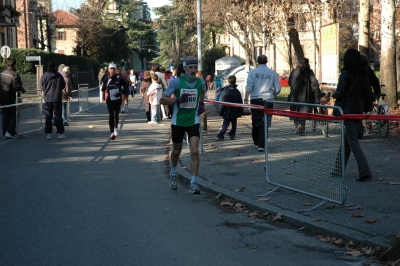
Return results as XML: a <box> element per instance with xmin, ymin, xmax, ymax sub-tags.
<box><xmin>146</xmin><ymin>74</ymin><xmax>163</xmax><ymax>124</ymax></box>
<box><xmin>216</xmin><ymin>75</ymin><xmax>243</xmax><ymax>140</ymax></box>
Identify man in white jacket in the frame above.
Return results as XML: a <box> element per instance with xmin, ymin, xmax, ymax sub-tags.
<box><xmin>244</xmin><ymin>55</ymin><xmax>281</xmax><ymax>152</ymax></box>
<box><xmin>146</xmin><ymin>74</ymin><xmax>163</xmax><ymax>124</ymax></box>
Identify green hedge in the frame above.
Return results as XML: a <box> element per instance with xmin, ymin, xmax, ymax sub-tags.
<box><xmin>0</xmin><ymin>48</ymin><xmax>100</xmax><ymax>74</ymax></box>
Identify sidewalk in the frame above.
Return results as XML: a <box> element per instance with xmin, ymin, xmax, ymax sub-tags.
<box><xmin>176</xmin><ymin>92</ymin><xmax>400</xmax><ymax>249</ymax></box>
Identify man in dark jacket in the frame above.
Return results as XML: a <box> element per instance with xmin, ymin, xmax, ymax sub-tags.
<box><xmin>216</xmin><ymin>75</ymin><xmax>243</xmax><ymax>140</ymax></box>
<box><xmin>0</xmin><ymin>58</ymin><xmax>25</xmax><ymax>139</ymax></box>
<box><xmin>40</xmin><ymin>61</ymin><xmax>66</xmax><ymax>139</ymax></box>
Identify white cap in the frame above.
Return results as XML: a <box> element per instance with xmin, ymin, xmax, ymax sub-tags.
<box><xmin>108</xmin><ymin>63</ymin><xmax>117</xmax><ymax>69</ymax></box>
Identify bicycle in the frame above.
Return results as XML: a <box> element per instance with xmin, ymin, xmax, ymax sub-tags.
<box><xmin>363</xmin><ymin>92</ymin><xmax>390</xmax><ymax>138</ymax></box>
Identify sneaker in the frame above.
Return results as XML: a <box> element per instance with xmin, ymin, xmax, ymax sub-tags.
<box><xmin>57</xmin><ymin>133</ymin><xmax>65</xmax><ymax>139</ymax></box>
<box><xmin>110</xmin><ymin>133</ymin><xmax>116</xmax><ymax>140</ymax></box>
<box><xmin>4</xmin><ymin>131</ymin><xmax>18</xmax><ymax>139</ymax></box>
<box><xmin>215</xmin><ymin>137</ymin><xmax>224</xmax><ymax>141</ymax></box>
<box><xmin>148</xmin><ymin>121</ymin><xmax>158</xmax><ymax>125</ymax></box>
<box><xmin>170</xmin><ymin>172</ymin><xmax>179</xmax><ymax>190</ymax></box>
<box><xmin>258</xmin><ymin>147</ymin><xmax>265</xmax><ymax>152</ymax></box>
<box><xmin>114</xmin><ymin>128</ymin><xmax>118</xmax><ymax>136</ymax></box>
<box><xmin>229</xmin><ymin>135</ymin><xmax>235</xmax><ymax>140</ymax></box>
<box><xmin>46</xmin><ymin>134</ymin><xmax>52</xmax><ymax>139</ymax></box>
<box><xmin>189</xmin><ymin>182</ymin><xmax>201</xmax><ymax>194</ymax></box>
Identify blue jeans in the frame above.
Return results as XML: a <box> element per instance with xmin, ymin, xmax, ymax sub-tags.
<box><xmin>151</xmin><ymin>104</ymin><xmax>160</xmax><ymax>122</ymax></box>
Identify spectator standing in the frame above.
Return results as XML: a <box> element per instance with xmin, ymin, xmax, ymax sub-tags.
<box><xmin>129</xmin><ymin>69</ymin><xmax>138</xmax><ymax>99</ymax></box>
<box><xmin>140</xmin><ymin>71</ymin><xmax>152</xmax><ymax>122</ymax></box>
<box><xmin>0</xmin><ymin>58</ymin><xmax>25</xmax><ymax>139</ymax></box>
<box><xmin>160</xmin><ymin>56</ymin><xmax>206</xmax><ymax>194</ymax></box>
<box><xmin>40</xmin><ymin>61</ymin><xmax>66</xmax><ymax>139</ymax></box>
<box><xmin>101</xmin><ymin>63</ymin><xmax>128</xmax><ymax>140</ymax></box>
<box><xmin>244</xmin><ymin>55</ymin><xmax>281</xmax><ymax>152</ymax></box>
<box><xmin>146</xmin><ymin>74</ymin><xmax>163</xmax><ymax>124</ymax></box>
<box><xmin>357</xmin><ymin>54</ymin><xmax>381</xmax><ymax>139</ymax></box>
<box><xmin>216</xmin><ymin>75</ymin><xmax>243</xmax><ymax>141</ymax></box>
<box><xmin>61</xmin><ymin>66</ymin><xmax>72</xmax><ymax>126</ymax></box>
<box><xmin>288</xmin><ymin>57</ymin><xmax>321</xmax><ymax>135</ymax></box>
<box><xmin>332</xmin><ymin>48</ymin><xmax>372</xmax><ymax>181</ymax></box>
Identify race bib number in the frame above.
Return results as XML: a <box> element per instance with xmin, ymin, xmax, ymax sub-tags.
<box><xmin>109</xmin><ymin>87</ymin><xmax>120</xmax><ymax>101</ymax></box>
<box><xmin>180</xmin><ymin>88</ymin><xmax>198</xmax><ymax>108</ymax></box>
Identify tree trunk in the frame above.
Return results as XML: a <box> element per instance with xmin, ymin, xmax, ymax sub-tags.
<box><xmin>380</xmin><ymin>0</ymin><xmax>398</xmax><ymax>108</ymax></box>
<box><xmin>358</xmin><ymin>0</ymin><xmax>370</xmax><ymax>58</ymax></box>
<box><xmin>287</xmin><ymin>17</ymin><xmax>304</xmax><ymax>63</ymax></box>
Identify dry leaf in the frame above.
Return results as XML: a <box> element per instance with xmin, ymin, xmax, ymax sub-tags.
<box><xmin>378</xmin><ymin>178</ymin><xmax>388</xmax><ymax>181</ymax></box>
<box><xmin>346</xmin><ymin>206</ymin><xmax>362</xmax><ymax>210</ymax></box>
<box><xmin>334</xmin><ymin>239</ymin><xmax>345</xmax><ymax>247</ymax></box>
<box><xmin>388</xmin><ymin>182</ymin><xmax>400</xmax><ymax>185</ymax></box>
<box><xmin>235</xmin><ymin>187</ymin><xmax>247</xmax><ymax>192</ymax></box>
<box><xmin>257</xmin><ymin>197</ymin><xmax>270</xmax><ymax>201</ymax></box>
<box><xmin>352</xmin><ymin>213</ymin><xmax>364</xmax><ymax>218</ymax></box>
<box><xmin>312</xmin><ymin>217</ymin><xmax>323</xmax><ymax>221</ymax></box>
<box><xmin>325</xmin><ymin>205</ymin><xmax>336</xmax><ymax>209</ymax></box>
<box><xmin>304</xmin><ymin>202</ymin><xmax>315</xmax><ymax>206</ymax></box>
<box><xmin>248</xmin><ymin>212</ymin><xmax>260</xmax><ymax>219</ymax></box>
<box><xmin>220</xmin><ymin>199</ymin><xmax>235</xmax><ymax>207</ymax></box>
<box><xmin>345</xmin><ymin>250</ymin><xmax>362</xmax><ymax>257</ymax></box>
<box><xmin>299</xmin><ymin>226</ymin><xmax>306</xmax><ymax>231</ymax></box>
<box><xmin>273</xmin><ymin>213</ymin><xmax>283</xmax><ymax>221</ymax></box>
<box><xmin>365</xmin><ymin>219</ymin><xmax>380</xmax><ymax>224</ymax></box>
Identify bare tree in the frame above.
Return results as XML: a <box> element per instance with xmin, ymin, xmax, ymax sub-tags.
<box><xmin>380</xmin><ymin>0</ymin><xmax>398</xmax><ymax>108</ymax></box>
<box><xmin>359</xmin><ymin>0</ymin><xmax>370</xmax><ymax>57</ymax></box>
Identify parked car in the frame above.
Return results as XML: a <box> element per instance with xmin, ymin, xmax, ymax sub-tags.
<box><xmin>279</xmin><ymin>73</ymin><xmax>290</xmax><ymax>87</ymax></box>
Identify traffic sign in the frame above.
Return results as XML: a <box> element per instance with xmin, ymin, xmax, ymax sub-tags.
<box><xmin>26</xmin><ymin>56</ymin><xmax>41</xmax><ymax>61</ymax></box>
<box><xmin>0</xmin><ymin>46</ymin><xmax>11</xmax><ymax>58</ymax></box>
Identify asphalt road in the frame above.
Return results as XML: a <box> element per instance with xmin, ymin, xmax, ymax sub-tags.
<box><xmin>0</xmin><ymin>91</ymin><xmax>376</xmax><ymax>265</ymax></box>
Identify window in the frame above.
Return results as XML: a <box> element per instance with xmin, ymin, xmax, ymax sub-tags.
<box><xmin>57</xmin><ymin>31</ymin><xmax>66</xmax><ymax>40</ymax></box>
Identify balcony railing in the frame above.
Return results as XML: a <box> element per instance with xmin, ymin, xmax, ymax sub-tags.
<box><xmin>0</xmin><ymin>5</ymin><xmax>20</xmax><ymax>27</ymax></box>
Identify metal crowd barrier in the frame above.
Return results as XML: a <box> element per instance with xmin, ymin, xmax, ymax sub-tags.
<box><xmin>261</xmin><ymin>100</ymin><xmax>346</xmax><ymax>210</ymax></box>
<box><xmin>14</xmin><ymin>91</ymin><xmax>43</xmax><ymax>135</ymax></box>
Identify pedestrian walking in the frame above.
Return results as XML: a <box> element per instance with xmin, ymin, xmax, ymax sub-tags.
<box><xmin>101</xmin><ymin>63</ymin><xmax>128</xmax><ymax>140</ymax></box>
<box><xmin>288</xmin><ymin>57</ymin><xmax>321</xmax><ymax>135</ymax></box>
<box><xmin>160</xmin><ymin>56</ymin><xmax>206</xmax><ymax>194</ymax></box>
<box><xmin>216</xmin><ymin>75</ymin><xmax>243</xmax><ymax>141</ymax></box>
<box><xmin>0</xmin><ymin>58</ymin><xmax>25</xmax><ymax>139</ymax></box>
<box><xmin>332</xmin><ymin>48</ymin><xmax>372</xmax><ymax>182</ymax></box>
<box><xmin>244</xmin><ymin>55</ymin><xmax>281</xmax><ymax>152</ymax></box>
<box><xmin>120</xmin><ymin>70</ymin><xmax>130</xmax><ymax>113</ymax></box>
<box><xmin>129</xmin><ymin>69</ymin><xmax>138</xmax><ymax>99</ymax></box>
<box><xmin>40</xmin><ymin>61</ymin><xmax>66</xmax><ymax>139</ymax></box>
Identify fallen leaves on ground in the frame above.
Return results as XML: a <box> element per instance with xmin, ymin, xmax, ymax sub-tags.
<box><xmin>365</xmin><ymin>219</ymin><xmax>380</xmax><ymax>224</ymax></box>
<box><xmin>346</xmin><ymin>205</ymin><xmax>362</xmax><ymax>210</ymax></box>
<box><xmin>257</xmin><ymin>197</ymin><xmax>270</xmax><ymax>201</ymax></box>
<box><xmin>388</xmin><ymin>182</ymin><xmax>400</xmax><ymax>185</ymax></box>
<box><xmin>235</xmin><ymin>187</ymin><xmax>247</xmax><ymax>192</ymax></box>
<box><xmin>234</xmin><ymin>202</ymin><xmax>248</xmax><ymax>212</ymax></box>
<box><xmin>248</xmin><ymin>211</ymin><xmax>269</xmax><ymax>219</ymax></box>
<box><xmin>220</xmin><ymin>198</ymin><xmax>236</xmax><ymax>207</ymax></box>
<box><xmin>352</xmin><ymin>213</ymin><xmax>364</xmax><ymax>218</ymax></box>
<box><xmin>304</xmin><ymin>202</ymin><xmax>315</xmax><ymax>206</ymax></box>
<box><xmin>312</xmin><ymin>217</ymin><xmax>323</xmax><ymax>222</ymax></box>
<box><xmin>210</xmin><ymin>193</ymin><xmax>222</xmax><ymax>199</ymax></box>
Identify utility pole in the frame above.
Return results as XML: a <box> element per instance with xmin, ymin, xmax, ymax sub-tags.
<box><xmin>197</xmin><ymin>0</ymin><xmax>203</xmax><ymax>76</ymax></box>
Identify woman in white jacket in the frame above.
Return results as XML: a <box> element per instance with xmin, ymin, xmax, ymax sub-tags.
<box><xmin>146</xmin><ymin>74</ymin><xmax>163</xmax><ymax>124</ymax></box>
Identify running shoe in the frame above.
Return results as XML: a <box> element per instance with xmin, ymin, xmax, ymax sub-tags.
<box><xmin>258</xmin><ymin>147</ymin><xmax>265</xmax><ymax>152</ymax></box>
<box><xmin>114</xmin><ymin>128</ymin><xmax>118</xmax><ymax>136</ymax></box>
<box><xmin>170</xmin><ymin>172</ymin><xmax>178</xmax><ymax>190</ymax></box>
<box><xmin>110</xmin><ymin>133</ymin><xmax>116</xmax><ymax>140</ymax></box>
<box><xmin>189</xmin><ymin>182</ymin><xmax>200</xmax><ymax>194</ymax></box>
<box><xmin>57</xmin><ymin>133</ymin><xmax>65</xmax><ymax>139</ymax></box>
<box><xmin>46</xmin><ymin>134</ymin><xmax>52</xmax><ymax>139</ymax></box>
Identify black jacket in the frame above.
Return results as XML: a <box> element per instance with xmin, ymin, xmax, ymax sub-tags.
<box><xmin>101</xmin><ymin>74</ymin><xmax>128</xmax><ymax>102</ymax></box>
<box><xmin>218</xmin><ymin>84</ymin><xmax>243</xmax><ymax>119</ymax></box>
<box><xmin>333</xmin><ymin>68</ymin><xmax>371</xmax><ymax>114</ymax></box>
<box><xmin>364</xmin><ymin>67</ymin><xmax>380</xmax><ymax>112</ymax></box>
<box><xmin>40</xmin><ymin>67</ymin><xmax>66</xmax><ymax>103</ymax></box>
<box><xmin>0</xmin><ymin>67</ymin><xmax>25</xmax><ymax>105</ymax></box>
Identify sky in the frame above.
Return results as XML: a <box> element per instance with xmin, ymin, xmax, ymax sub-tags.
<box><xmin>53</xmin><ymin>0</ymin><xmax>172</xmax><ymax>18</ymax></box>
